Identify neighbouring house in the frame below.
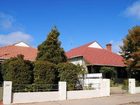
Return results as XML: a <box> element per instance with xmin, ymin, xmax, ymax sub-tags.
<box><xmin>0</xmin><ymin>42</ymin><xmax>37</xmax><ymax>62</ymax></box>
<box><xmin>66</xmin><ymin>41</ymin><xmax>127</xmax><ymax>79</ymax></box>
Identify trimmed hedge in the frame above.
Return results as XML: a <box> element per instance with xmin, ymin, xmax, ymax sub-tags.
<box><xmin>34</xmin><ymin>61</ymin><xmax>58</xmax><ymax>84</ymax></box>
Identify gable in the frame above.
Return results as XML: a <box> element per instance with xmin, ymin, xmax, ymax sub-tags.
<box><xmin>14</xmin><ymin>42</ymin><xmax>30</xmax><ymax>47</ymax></box>
<box><xmin>88</xmin><ymin>41</ymin><xmax>103</xmax><ymax>49</ymax></box>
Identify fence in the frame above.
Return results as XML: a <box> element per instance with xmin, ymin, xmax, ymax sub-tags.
<box><xmin>12</xmin><ymin>84</ymin><xmax>58</xmax><ymax>92</ymax></box>
<box><xmin>3</xmin><ymin>79</ymin><xmax>110</xmax><ymax>104</ymax></box>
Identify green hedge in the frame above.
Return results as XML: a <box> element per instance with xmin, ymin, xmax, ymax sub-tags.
<box><xmin>57</xmin><ymin>63</ymin><xmax>83</xmax><ymax>90</ymax></box>
<box><xmin>2</xmin><ymin>55</ymin><xmax>33</xmax><ymax>84</ymax></box>
<box><xmin>34</xmin><ymin>61</ymin><xmax>58</xmax><ymax>84</ymax></box>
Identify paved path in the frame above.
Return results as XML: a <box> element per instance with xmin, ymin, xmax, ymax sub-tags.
<box><xmin>13</xmin><ymin>94</ymin><xmax>140</xmax><ymax>105</ymax></box>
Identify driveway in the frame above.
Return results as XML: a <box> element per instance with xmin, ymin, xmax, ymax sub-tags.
<box><xmin>13</xmin><ymin>94</ymin><xmax>140</xmax><ymax>105</ymax></box>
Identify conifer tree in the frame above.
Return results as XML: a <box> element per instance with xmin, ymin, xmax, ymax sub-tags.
<box><xmin>36</xmin><ymin>27</ymin><xmax>67</xmax><ymax>64</ymax></box>
<box><xmin>121</xmin><ymin>26</ymin><xmax>140</xmax><ymax>77</ymax></box>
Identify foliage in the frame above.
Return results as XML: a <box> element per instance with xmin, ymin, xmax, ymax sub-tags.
<box><xmin>36</xmin><ymin>27</ymin><xmax>67</xmax><ymax>64</ymax></box>
<box><xmin>1</xmin><ymin>55</ymin><xmax>33</xmax><ymax>84</ymax></box>
<box><xmin>122</xmin><ymin>79</ymin><xmax>128</xmax><ymax>90</ymax></box>
<box><xmin>120</xmin><ymin>26</ymin><xmax>140</xmax><ymax>77</ymax></box>
<box><xmin>57</xmin><ymin>63</ymin><xmax>83</xmax><ymax>90</ymax></box>
<box><xmin>110</xmin><ymin>80</ymin><xmax>118</xmax><ymax>87</ymax></box>
<box><xmin>136</xmin><ymin>80</ymin><xmax>140</xmax><ymax>87</ymax></box>
<box><xmin>100</xmin><ymin>67</ymin><xmax>116</xmax><ymax>79</ymax></box>
<box><xmin>0</xmin><ymin>64</ymin><xmax>3</xmax><ymax>82</ymax></box>
<box><xmin>34</xmin><ymin>61</ymin><xmax>57</xmax><ymax>84</ymax></box>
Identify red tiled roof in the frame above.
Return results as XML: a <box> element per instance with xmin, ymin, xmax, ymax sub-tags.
<box><xmin>0</xmin><ymin>45</ymin><xmax>37</xmax><ymax>61</ymax></box>
<box><xmin>66</xmin><ymin>42</ymin><xmax>126</xmax><ymax>67</ymax></box>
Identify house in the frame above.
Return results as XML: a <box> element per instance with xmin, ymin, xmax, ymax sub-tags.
<box><xmin>0</xmin><ymin>42</ymin><xmax>37</xmax><ymax>62</ymax></box>
<box><xmin>66</xmin><ymin>41</ymin><xmax>127</xmax><ymax>79</ymax></box>
<box><xmin>0</xmin><ymin>41</ymin><xmax>127</xmax><ymax>79</ymax></box>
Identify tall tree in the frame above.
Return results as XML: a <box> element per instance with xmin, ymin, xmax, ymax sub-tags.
<box><xmin>36</xmin><ymin>27</ymin><xmax>67</xmax><ymax>64</ymax></box>
<box><xmin>120</xmin><ymin>26</ymin><xmax>140</xmax><ymax>77</ymax></box>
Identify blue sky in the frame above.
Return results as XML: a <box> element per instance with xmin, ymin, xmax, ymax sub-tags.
<box><xmin>0</xmin><ymin>0</ymin><xmax>140</xmax><ymax>52</ymax></box>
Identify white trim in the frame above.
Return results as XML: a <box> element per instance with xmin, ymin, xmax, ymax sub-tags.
<box><xmin>14</xmin><ymin>42</ymin><xmax>30</xmax><ymax>47</ymax></box>
<box><xmin>88</xmin><ymin>41</ymin><xmax>103</xmax><ymax>49</ymax></box>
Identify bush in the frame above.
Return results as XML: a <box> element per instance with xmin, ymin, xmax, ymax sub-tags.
<box><xmin>136</xmin><ymin>81</ymin><xmax>140</xmax><ymax>87</ymax></box>
<box><xmin>122</xmin><ymin>79</ymin><xmax>128</xmax><ymax>90</ymax></box>
<box><xmin>57</xmin><ymin>63</ymin><xmax>83</xmax><ymax>90</ymax></box>
<box><xmin>34</xmin><ymin>61</ymin><xmax>57</xmax><ymax>84</ymax></box>
<box><xmin>100</xmin><ymin>67</ymin><xmax>116</xmax><ymax>79</ymax></box>
<box><xmin>2</xmin><ymin>55</ymin><xmax>33</xmax><ymax>84</ymax></box>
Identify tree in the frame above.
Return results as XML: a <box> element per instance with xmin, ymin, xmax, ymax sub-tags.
<box><xmin>34</xmin><ymin>61</ymin><xmax>57</xmax><ymax>84</ymax></box>
<box><xmin>1</xmin><ymin>55</ymin><xmax>33</xmax><ymax>84</ymax></box>
<box><xmin>120</xmin><ymin>26</ymin><xmax>140</xmax><ymax>77</ymax></box>
<box><xmin>36</xmin><ymin>27</ymin><xmax>67</xmax><ymax>64</ymax></box>
<box><xmin>57</xmin><ymin>63</ymin><xmax>83</xmax><ymax>90</ymax></box>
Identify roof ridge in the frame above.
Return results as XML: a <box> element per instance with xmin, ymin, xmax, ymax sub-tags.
<box><xmin>68</xmin><ymin>41</ymin><xmax>96</xmax><ymax>51</ymax></box>
<box><xmin>0</xmin><ymin>45</ymin><xmax>37</xmax><ymax>50</ymax></box>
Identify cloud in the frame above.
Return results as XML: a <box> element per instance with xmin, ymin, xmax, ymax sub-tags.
<box><xmin>124</xmin><ymin>0</ymin><xmax>140</xmax><ymax>20</ymax></box>
<box><xmin>0</xmin><ymin>12</ymin><xmax>23</xmax><ymax>31</ymax></box>
<box><xmin>0</xmin><ymin>31</ymin><xmax>33</xmax><ymax>46</ymax></box>
<box><xmin>0</xmin><ymin>12</ymin><xmax>14</xmax><ymax>29</ymax></box>
<box><xmin>109</xmin><ymin>40</ymin><xmax>123</xmax><ymax>53</ymax></box>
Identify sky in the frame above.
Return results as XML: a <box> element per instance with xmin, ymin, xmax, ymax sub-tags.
<box><xmin>0</xmin><ymin>0</ymin><xmax>140</xmax><ymax>52</ymax></box>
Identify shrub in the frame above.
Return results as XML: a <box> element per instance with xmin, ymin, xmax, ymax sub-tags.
<box><xmin>57</xmin><ymin>63</ymin><xmax>83</xmax><ymax>90</ymax></box>
<box><xmin>34</xmin><ymin>61</ymin><xmax>57</xmax><ymax>84</ymax></box>
<box><xmin>100</xmin><ymin>67</ymin><xmax>116</xmax><ymax>79</ymax></box>
<box><xmin>122</xmin><ymin>79</ymin><xmax>128</xmax><ymax>90</ymax></box>
<box><xmin>136</xmin><ymin>81</ymin><xmax>140</xmax><ymax>87</ymax></box>
<box><xmin>2</xmin><ymin>55</ymin><xmax>33</xmax><ymax>84</ymax></box>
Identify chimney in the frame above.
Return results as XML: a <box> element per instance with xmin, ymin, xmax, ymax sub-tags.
<box><xmin>106</xmin><ymin>43</ymin><xmax>112</xmax><ymax>52</ymax></box>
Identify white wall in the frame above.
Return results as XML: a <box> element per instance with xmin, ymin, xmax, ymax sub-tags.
<box><xmin>129</xmin><ymin>79</ymin><xmax>140</xmax><ymax>94</ymax></box>
<box><xmin>67</xmin><ymin>79</ymin><xmax>110</xmax><ymax>100</ymax></box>
<box><xmin>67</xmin><ymin>90</ymin><xmax>100</xmax><ymax>100</ymax></box>
<box><xmin>3</xmin><ymin>81</ymin><xmax>12</xmax><ymax>104</ymax></box>
<box><xmin>68</xmin><ymin>57</ymin><xmax>87</xmax><ymax>71</ymax></box>
<box><xmin>13</xmin><ymin>92</ymin><xmax>59</xmax><ymax>103</ymax></box>
<box><xmin>12</xmin><ymin>82</ymin><xmax>66</xmax><ymax>104</ymax></box>
<box><xmin>79</xmin><ymin>78</ymin><xmax>101</xmax><ymax>90</ymax></box>
<box><xmin>3</xmin><ymin>80</ymin><xmax>110</xmax><ymax>104</ymax></box>
<box><xmin>100</xmin><ymin>79</ymin><xmax>110</xmax><ymax>96</ymax></box>
<box><xmin>129</xmin><ymin>79</ymin><xmax>136</xmax><ymax>94</ymax></box>
<box><xmin>59</xmin><ymin>82</ymin><xmax>66</xmax><ymax>100</ymax></box>
<box><xmin>69</xmin><ymin>57</ymin><xmax>83</xmax><ymax>65</ymax></box>
<box><xmin>136</xmin><ymin>87</ymin><xmax>140</xmax><ymax>93</ymax></box>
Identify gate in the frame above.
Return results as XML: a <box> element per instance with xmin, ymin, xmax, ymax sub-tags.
<box><xmin>110</xmin><ymin>79</ymin><xmax>128</xmax><ymax>94</ymax></box>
